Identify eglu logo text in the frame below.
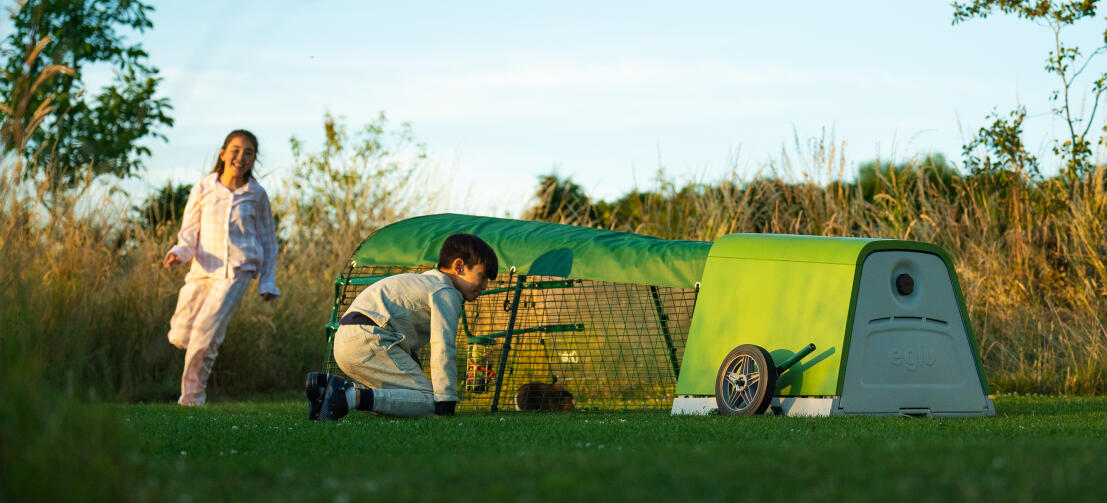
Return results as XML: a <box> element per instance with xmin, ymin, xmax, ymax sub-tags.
<box><xmin>889</xmin><ymin>346</ymin><xmax>936</xmax><ymax>370</ymax></box>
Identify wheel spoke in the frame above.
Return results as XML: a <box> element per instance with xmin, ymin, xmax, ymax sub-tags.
<box><xmin>741</xmin><ymin>387</ymin><xmax>754</xmax><ymax>407</ymax></box>
<box><xmin>726</xmin><ymin>389</ymin><xmax>741</xmax><ymax>408</ymax></box>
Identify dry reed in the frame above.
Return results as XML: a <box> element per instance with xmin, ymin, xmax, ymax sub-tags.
<box><xmin>3</xmin><ymin>85</ymin><xmax>1105</xmax><ymax>397</ymax></box>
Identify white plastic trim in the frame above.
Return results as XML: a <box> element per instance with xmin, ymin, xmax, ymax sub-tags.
<box><xmin>769</xmin><ymin>397</ymin><xmax>839</xmax><ymax>417</ymax></box>
<box><xmin>670</xmin><ymin>396</ymin><xmax>717</xmax><ymax>415</ymax></box>
<box><xmin>671</xmin><ymin>396</ymin><xmax>842</xmax><ymax>417</ymax></box>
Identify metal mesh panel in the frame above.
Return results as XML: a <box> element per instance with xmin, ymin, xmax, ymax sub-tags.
<box><xmin>322</xmin><ymin>265</ymin><xmax>697</xmax><ymax>412</ymax></box>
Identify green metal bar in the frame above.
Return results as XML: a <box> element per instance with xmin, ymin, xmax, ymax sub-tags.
<box><xmin>328</xmin><ymin>271</ymin><xmax>386</xmax><ymax>342</ymax></box>
<box><xmin>322</xmin><ymin>323</ymin><xmax>339</xmax><ymax>373</ymax></box>
<box><xmin>323</xmin><ymin>273</ymin><xmax>350</xmax><ymax>372</ymax></box>
<box><xmin>480</xmin><ymin>279</ymin><xmax>577</xmax><ymax>296</ymax></box>
<box><xmin>335</xmin><ymin>274</ymin><xmax>394</xmax><ymax>287</ymax></box>
<box><xmin>460</xmin><ymin>306</ymin><xmax>475</xmax><ymax>338</ymax></box>
<box><xmin>775</xmin><ymin>343</ymin><xmax>816</xmax><ymax>375</ymax></box>
<box><xmin>460</xmin><ymin>280</ymin><xmax>577</xmax><ymax>338</ymax></box>
<box><xmin>490</xmin><ymin>274</ymin><xmax>525</xmax><ymax>413</ymax></box>
<box><xmin>328</xmin><ymin>272</ymin><xmax>394</xmax><ymax>342</ymax></box>
<box><xmin>649</xmin><ymin>285</ymin><xmax>681</xmax><ymax>380</ymax></box>
<box><xmin>466</xmin><ymin>323</ymin><xmax>584</xmax><ymax>345</ymax></box>
<box><xmin>326</xmin><ymin>270</ymin><xmax>394</xmax><ymax>372</ymax></box>
<box><xmin>328</xmin><ymin>275</ymin><xmax>345</xmax><ymax>325</ymax></box>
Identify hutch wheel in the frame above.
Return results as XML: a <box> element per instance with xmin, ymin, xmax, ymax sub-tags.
<box><xmin>714</xmin><ymin>344</ymin><xmax>777</xmax><ymax>416</ymax></box>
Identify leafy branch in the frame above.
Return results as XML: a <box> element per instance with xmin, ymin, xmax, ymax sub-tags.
<box><xmin>953</xmin><ymin>0</ymin><xmax>1106</xmax><ymax>179</ymax></box>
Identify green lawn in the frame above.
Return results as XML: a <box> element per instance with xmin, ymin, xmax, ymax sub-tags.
<box><xmin>107</xmin><ymin>395</ymin><xmax>1107</xmax><ymax>502</ymax></box>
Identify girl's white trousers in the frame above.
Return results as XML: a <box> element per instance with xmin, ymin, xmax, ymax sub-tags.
<box><xmin>168</xmin><ymin>273</ymin><xmax>251</xmax><ymax>405</ymax></box>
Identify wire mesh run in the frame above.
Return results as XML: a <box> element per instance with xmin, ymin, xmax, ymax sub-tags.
<box><xmin>323</xmin><ymin>263</ymin><xmax>698</xmax><ymax>412</ymax></box>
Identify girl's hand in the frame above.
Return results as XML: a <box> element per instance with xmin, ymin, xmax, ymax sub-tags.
<box><xmin>261</xmin><ymin>293</ymin><xmax>278</xmax><ymax>302</ymax></box>
<box><xmin>162</xmin><ymin>252</ymin><xmax>182</xmax><ymax>269</ymax></box>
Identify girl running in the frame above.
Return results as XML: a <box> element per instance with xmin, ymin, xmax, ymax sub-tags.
<box><xmin>162</xmin><ymin>129</ymin><xmax>280</xmax><ymax>405</ymax></box>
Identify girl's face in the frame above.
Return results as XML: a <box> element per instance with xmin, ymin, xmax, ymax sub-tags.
<box><xmin>219</xmin><ymin>136</ymin><xmax>256</xmax><ymax>181</ymax></box>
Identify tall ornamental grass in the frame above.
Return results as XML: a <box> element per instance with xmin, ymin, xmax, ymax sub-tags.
<box><xmin>3</xmin><ymin>131</ymin><xmax>1106</xmax><ymax>401</ymax></box>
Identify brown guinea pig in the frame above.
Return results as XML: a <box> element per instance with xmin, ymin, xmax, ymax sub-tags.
<box><xmin>514</xmin><ymin>382</ymin><xmax>575</xmax><ymax>411</ymax></box>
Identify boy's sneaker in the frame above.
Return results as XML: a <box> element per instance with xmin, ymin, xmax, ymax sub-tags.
<box><xmin>306</xmin><ymin>372</ymin><xmax>328</xmax><ymax>421</ymax></box>
<box><xmin>319</xmin><ymin>374</ymin><xmax>351</xmax><ymax>421</ymax></box>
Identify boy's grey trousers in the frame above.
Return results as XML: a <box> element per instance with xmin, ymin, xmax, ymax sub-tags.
<box><xmin>333</xmin><ymin>324</ymin><xmax>437</xmax><ymax>417</ymax></box>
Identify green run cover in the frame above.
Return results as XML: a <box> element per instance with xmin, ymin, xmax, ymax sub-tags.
<box><xmin>349</xmin><ymin>213</ymin><xmax>711</xmax><ymax>289</ymax></box>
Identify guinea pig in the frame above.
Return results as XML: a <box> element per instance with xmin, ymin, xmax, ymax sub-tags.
<box><xmin>514</xmin><ymin>382</ymin><xmax>575</xmax><ymax>411</ymax></box>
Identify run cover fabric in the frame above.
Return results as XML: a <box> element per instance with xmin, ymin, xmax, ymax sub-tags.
<box><xmin>349</xmin><ymin>213</ymin><xmax>711</xmax><ymax>289</ymax></box>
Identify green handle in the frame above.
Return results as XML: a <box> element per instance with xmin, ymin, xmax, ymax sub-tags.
<box><xmin>775</xmin><ymin>343</ymin><xmax>816</xmax><ymax>375</ymax></box>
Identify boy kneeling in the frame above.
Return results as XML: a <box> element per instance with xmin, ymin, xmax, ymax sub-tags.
<box><xmin>308</xmin><ymin>233</ymin><xmax>497</xmax><ymax>419</ymax></box>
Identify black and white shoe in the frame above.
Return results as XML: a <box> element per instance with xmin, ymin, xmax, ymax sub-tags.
<box><xmin>306</xmin><ymin>372</ymin><xmax>329</xmax><ymax>421</ymax></box>
<box><xmin>319</xmin><ymin>374</ymin><xmax>351</xmax><ymax>421</ymax></box>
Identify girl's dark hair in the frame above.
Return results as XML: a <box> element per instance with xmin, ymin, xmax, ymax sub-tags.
<box><xmin>211</xmin><ymin>129</ymin><xmax>259</xmax><ymax>180</ymax></box>
<box><xmin>438</xmin><ymin>233</ymin><xmax>499</xmax><ymax>280</ymax></box>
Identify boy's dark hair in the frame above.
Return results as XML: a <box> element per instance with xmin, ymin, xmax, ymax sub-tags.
<box><xmin>438</xmin><ymin>233</ymin><xmax>498</xmax><ymax>280</ymax></box>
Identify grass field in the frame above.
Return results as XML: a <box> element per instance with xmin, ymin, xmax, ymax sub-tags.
<box><xmin>88</xmin><ymin>395</ymin><xmax>1105</xmax><ymax>502</ymax></box>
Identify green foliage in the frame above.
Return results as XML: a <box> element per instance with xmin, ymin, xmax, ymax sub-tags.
<box><xmin>280</xmin><ymin>112</ymin><xmax>430</xmax><ymax>255</ymax></box>
<box><xmin>529</xmin><ymin>155</ymin><xmax>957</xmax><ymax>238</ymax></box>
<box><xmin>594</xmin><ymin>189</ymin><xmax>655</xmax><ymax>231</ymax></box>
<box><xmin>524</xmin><ymin>174</ymin><xmax>597</xmax><ymax>223</ymax></box>
<box><xmin>952</xmin><ymin>0</ymin><xmax>1097</xmax><ymax>23</ymax></box>
<box><xmin>0</xmin><ymin>271</ymin><xmax>139</xmax><ymax>501</ymax></box>
<box><xmin>117</xmin><ymin>396</ymin><xmax>1107</xmax><ymax>502</ymax></box>
<box><xmin>0</xmin><ymin>366</ymin><xmax>140</xmax><ymax>501</ymax></box>
<box><xmin>0</xmin><ymin>0</ymin><xmax>173</xmax><ymax>185</ymax></box>
<box><xmin>953</xmin><ymin>0</ymin><xmax>1105</xmax><ymax>179</ymax></box>
<box><xmin>856</xmin><ymin>153</ymin><xmax>958</xmax><ymax>201</ymax></box>
<box><xmin>132</xmin><ymin>181</ymin><xmax>192</xmax><ymax>233</ymax></box>
<box><xmin>597</xmin><ymin>184</ymin><xmax>705</xmax><ymax>236</ymax></box>
<box><xmin>962</xmin><ymin>108</ymin><xmax>1040</xmax><ymax>179</ymax></box>
<box><xmin>524</xmin><ymin>171</ymin><xmax>708</xmax><ymax>236</ymax></box>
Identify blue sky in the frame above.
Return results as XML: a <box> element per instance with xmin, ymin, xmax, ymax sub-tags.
<box><xmin>83</xmin><ymin>2</ymin><xmax>1107</xmax><ymax>213</ymax></box>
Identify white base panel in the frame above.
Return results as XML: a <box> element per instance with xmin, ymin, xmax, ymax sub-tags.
<box><xmin>670</xmin><ymin>396</ymin><xmax>717</xmax><ymax>415</ymax></box>
<box><xmin>671</xmin><ymin>395</ymin><xmax>996</xmax><ymax>417</ymax></box>
<box><xmin>769</xmin><ymin>396</ymin><xmax>839</xmax><ymax>417</ymax></box>
<box><xmin>670</xmin><ymin>396</ymin><xmax>839</xmax><ymax>417</ymax></box>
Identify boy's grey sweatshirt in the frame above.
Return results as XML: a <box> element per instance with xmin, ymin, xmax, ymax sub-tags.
<box><xmin>343</xmin><ymin>269</ymin><xmax>464</xmax><ymax>402</ymax></box>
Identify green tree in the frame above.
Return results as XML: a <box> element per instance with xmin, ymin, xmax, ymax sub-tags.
<box><xmin>953</xmin><ymin>0</ymin><xmax>1105</xmax><ymax>179</ymax></box>
<box><xmin>0</xmin><ymin>0</ymin><xmax>173</xmax><ymax>185</ymax></box>
<box><xmin>523</xmin><ymin>174</ymin><xmax>597</xmax><ymax>224</ymax></box>
<box><xmin>857</xmin><ymin>152</ymin><xmax>959</xmax><ymax>201</ymax></box>
<box><xmin>279</xmin><ymin>112</ymin><xmax>431</xmax><ymax>255</ymax></box>
<box><xmin>132</xmin><ymin>181</ymin><xmax>191</xmax><ymax>234</ymax></box>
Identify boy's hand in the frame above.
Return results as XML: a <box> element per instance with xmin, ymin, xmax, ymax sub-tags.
<box><xmin>162</xmin><ymin>252</ymin><xmax>182</xmax><ymax>268</ymax></box>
